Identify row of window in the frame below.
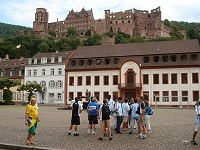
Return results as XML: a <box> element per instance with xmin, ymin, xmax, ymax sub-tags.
<box><xmin>68</xmin><ymin>91</ymin><xmax>118</xmax><ymax>101</ymax></box>
<box><xmin>69</xmin><ymin>75</ymin><xmax>118</xmax><ymax>86</ymax></box>
<box><xmin>27</xmin><ymin>68</ymin><xmax>62</xmax><ymax>76</ymax></box>
<box><xmin>26</xmin><ymin>80</ymin><xmax>63</xmax><ymax>88</ymax></box>
<box><xmin>144</xmin><ymin>54</ymin><xmax>197</xmax><ymax>63</ymax></box>
<box><xmin>29</xmin><ymin>56</ymin><xmax>63</xmax><ymax>65</ymax></box>
<box><xmin>0</xmin><ymin>70</ymin><xmax>24</xmax><ymax>77</ymax></box>
<box><xmin>0</xmin><ymin>92</ymin><xmax>21</xmax><ymax>100</ymax></box>
<box><xmin>143</xmin><ymin>73</ymin><xmax>199</xmax><ymax>84</ymax></box>
<box><xmin>71</xmin><ymin>58</ymin><xmax>120</xmax><ymax>66</ymax></box>
<box><xmin>143</xmin><ymin>90</ymin><xmax>199</xmax><ymax>102</ymax></box>
<box><xmin>70</xmin><ymin>54</ymin><xmax>198</xmax><ymax>67</ymax></box>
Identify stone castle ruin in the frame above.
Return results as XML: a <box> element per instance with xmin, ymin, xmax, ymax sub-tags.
<box><xmin>31</xmin><ymin>6</ymin><xmax>172</xmax><ymax>40</ymax></box>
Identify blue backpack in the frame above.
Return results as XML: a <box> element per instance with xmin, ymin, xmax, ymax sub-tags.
<box><xmin>148</xmin><ymin>106</ymin><xmax>154</xmax><ymax>115</ymax></box>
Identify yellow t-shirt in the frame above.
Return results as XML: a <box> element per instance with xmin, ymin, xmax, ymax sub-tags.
<box><xmin>26</xmin><ymin>104</ymin><xmax>38</xmax><ymax>119</ymax></box>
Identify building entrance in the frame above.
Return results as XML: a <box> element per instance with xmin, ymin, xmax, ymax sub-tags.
<box><xmin>125</xmin><ymin>91</ymin><xmax>136</xmax><ymax>99</ymax></box>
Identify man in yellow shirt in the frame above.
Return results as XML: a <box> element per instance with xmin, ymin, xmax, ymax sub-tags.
<box><xmin>25</xmin><ymin>98</ymin><xmax>40</xmax><ymax>145</ymax></box>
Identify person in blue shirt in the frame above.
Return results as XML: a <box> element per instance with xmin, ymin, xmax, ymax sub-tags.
<box><xmin>87</xmin><ymin>97</ymin><xmax>99</xmax><ymax>135</ymax></box>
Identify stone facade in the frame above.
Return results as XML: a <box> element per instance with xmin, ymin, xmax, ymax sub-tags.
<box><xmin>31</xmin><ymin>6</ymin><xmax>172</xmax><ymax>40</ymax></box>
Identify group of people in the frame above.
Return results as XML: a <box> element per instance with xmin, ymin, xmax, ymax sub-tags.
<box><xmin>67</xmin><ymin>95</ymin><xmax>153</xmax><ymax>140</ymax></box>
<box><xmin>24</xmin><ymin>95</ymin><xmax>200</xmax><ymax>145</ymax></box>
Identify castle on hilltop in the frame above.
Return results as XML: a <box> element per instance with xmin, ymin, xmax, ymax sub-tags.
<box><xmin>31</xmin><ymin>6</ymin><xmax>172</xmax><ymax>40</ymax></box>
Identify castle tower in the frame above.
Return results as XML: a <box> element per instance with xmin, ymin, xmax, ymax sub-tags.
<box><xmin>33</xmin><ymin>8</ymin><xmax>49</xmax><ymax>31</ymax></box>
<box><xmin>104</xmin><ymin>10</ymin><xmax>111</xmax><ymax>31</ymax></box>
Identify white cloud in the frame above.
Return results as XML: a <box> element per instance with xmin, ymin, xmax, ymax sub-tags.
<box><xmin>0</xmin><ymin>0</ymin><xmax>200</xmax><ymax>27</ymax></box>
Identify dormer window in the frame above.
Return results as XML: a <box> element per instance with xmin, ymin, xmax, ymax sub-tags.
<box><xmin>143</xmin><ymin>56</ymin><xmax>149</xmax><ymax>63</ymax></box>
<box><xmin>71</xmin><ymin>60</ymin><xmax>76</xmax><ymax>66</ymax></box>
<box><xmin>162</xmin><ymin>56</ymin><xmax>168</xmax><ymax>62</ymax></box>
<box><xmin>96</xmin><ymin>59</ymin><xmax>101</xmax><ymax>65</ymax></box>
<box><xmin>87</xmin><ymin>59</ymin><xmax>93</xmax><ymax>65</ymax></box>
<box><xmin>1</xmin><ymin>70</ymin><xmax>6</xmax><ymax>77</ymax></box>
<box><xmin>10</xmin><ymin>70</ymin><xmax>15</xmax><ymax>76</ymax></box>
<box><xmin>105</xmin><ymin>58</ymin><xmax>110</xmax><ymax>65</ymax></box>
<box><xmin>34</xmin><ymin>58</ymin><xmax>37</xmax><ymax>64</ymax></box>
<box><xmin>153</xmin><ymin>56</ymin><xmax>159</xmax><ymax>62</ymax></box>
<box><xmin>51</xmin><ymin>57</ymin><xmax>55</xmax><ymax>63</ymax></box>
<box><xmin>181</xmin><ymin>55</ymin><xmax>187</xmax><ymax>62</ymax></box>
<box><xmin>171</xmin><ymin>55</ymin><xmax>177</xmax><ymax>62</ymax></box>
<box><xmin>41</xmin><ymin>57</ymin><xmax>47</xmax><ymax>64</ymax></box>
<box><xmin>19</xmin><ymin>70</ymin><xmax>24</xmax><ymax>76</ymax></box>
<box><xmin>79</xmin><ymin>60</ymin><xmax>84</xmax><ymax>66</ymax></box>
<box><xmin>113</xmin><ymin>58</ymin><xmax>119</xmax><ymax>64</ymax></box>
<box><xmin>191</xmin><ymin>54</ymin><xmax>197</xmax><ymax>61</ymax></box>
<box><xmin>12</xmin><ymin>63</ymin><xmax>16</xmax><ymax>66</ymax></box>
<box><xmin>21</xmin><ymin>62</ymin><xmax>25</xmax><ymax>65</ymax></box>
<box><xmin>58</xmin><ymin>56</ymin><xmax>62</xmax><ymax>62</ymax></box>
<box><xmin>4</xmin><ymin>63</ymin><xmax>7</xmax><ymax>66</ymax></box>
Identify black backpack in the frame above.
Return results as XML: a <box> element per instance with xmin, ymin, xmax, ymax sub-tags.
<box><xmin>72</xmin><ymin>102</ymin><xmax>79</xmax><ymax>116</ymax></box>
<box><xmin>102</xmin><ymin>104</ymin><xmax>110</xmax><ymax>120</ymax></box>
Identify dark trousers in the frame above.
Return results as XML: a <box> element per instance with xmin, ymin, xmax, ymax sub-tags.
<box><xmin>116</xmin><ymin>116</ymin><xmax>122</xmax><ymax>132</ymax></box>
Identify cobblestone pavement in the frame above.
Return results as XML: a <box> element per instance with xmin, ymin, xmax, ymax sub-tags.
<box><xmin>0</xmin><ymin>105</ymin><xmax>199</xmax><ymax>150</ymax></box>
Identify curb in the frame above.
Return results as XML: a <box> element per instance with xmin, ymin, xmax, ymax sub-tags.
<box><xmin>0</xmin><ymin>143</ymin><xmax>64</xmax><ymax>150</ymax></box>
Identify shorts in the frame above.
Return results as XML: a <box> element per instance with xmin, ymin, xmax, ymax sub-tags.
<box><xmin>194</xmin><ymin>123</ymin><xmax>200</xmax><ymax>132</ymax></box>
<box><xmin>88</xmin><ymin>115</ymin><xmax>98</xmax><ymax>124</ymax></box>
<box><xmin>138</xmin><ymin>115</ymin><xmax>146</xmax><ymax>126</ymax></box>
<box><xmin>71</xmin><ymin>116</ymin><xmax>80</xmax><ymax>125</ymax></box>
<box><xmin>101</xmin><ymin>119</ymin><xmax>110</xmax><ymax>127</ymax></box>
<box><xmin>123</xmin><ymin>116</ymin><xmax>128</xmax><ymax>122</ymax></box>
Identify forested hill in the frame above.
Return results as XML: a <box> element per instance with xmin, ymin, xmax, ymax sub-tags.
<box><xmin>0</xmin><ymin>22</ymin><xmax>32</xmax><ymax>38</ymax></box>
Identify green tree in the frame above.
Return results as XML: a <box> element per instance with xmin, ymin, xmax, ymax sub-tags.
<box><xmin>17</xmin><ymin>83</ymin><xmax>42</xmax><ymax>102</ymax></box>
<box><xmin>38</xmin><ymin>42</ymin><xmax>49</xmax><ymax>52</ymax></box>
<box><xmin>83</xmin><ymin>33</ymin><xmax>102</xmax><ymax>46</ymax></box>
<box><xmin>67</xmin><ymin>27</ymin><xmax>79</xmax><ymax>36</ymax></box>
<box><xmin>0</xmin><ymin>78</ymin><xmax>21</xmax><ymax>104</ymax></box>
<box><xmin>115</xmin><ymin>34</ymin><xmax>127</xmax><ymax>44</ymax></box>
<box><xmin>164</xmin><ymin>19</ymin><xmax>171</xmax><ymax>27</ymax></box>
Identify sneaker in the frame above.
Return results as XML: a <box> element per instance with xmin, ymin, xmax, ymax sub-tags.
<box><xmin>139</xmin><ymin>135</ymin><xmax>146</xmax><ymax>139</ymax></box>
<box><xmin>87</xmin><ymin>131</ymin><xmax>90</xmax><ymax>135</ymax></box>
<box><xmin>98</xmin><ymin>137</ymin><xmax>103</xmax><ymax>140</ymax></box>
<box><xmin>68</xmin><ymin>132</ymin><xmax>71</xmax><ymax>135</ymax></box>
<box><xmin>92</xmin><ymin>131</ymin><xmax>96</xmax><ymax>135</ymax></box>
<box><xmin>133</xmin><ymin>126</ymin><xmax>136</xmax><ymax>129</ymax></box>
<box><xmin>136</xmin><ymin>134</ymin><xmax>143</xmax><ymax>138</ymax></box>
<box><xmin>191</xmin><ymin>140</ymin><xmax>197</xmax><ymax>145</ymax></box>
<box><xmin>74</xmin><ymin>133</ymin><xmax>80</xmax><ymax>136</ymax></box>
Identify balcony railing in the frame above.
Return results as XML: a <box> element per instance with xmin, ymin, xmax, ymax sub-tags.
<box><xmin>118</xmin><ymin>83</ymin><xmax>142</xmax><ymax>89</ymax></box>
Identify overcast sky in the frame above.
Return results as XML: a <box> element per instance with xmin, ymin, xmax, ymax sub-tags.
<box><xmin>0</xmin><ymin>0</ymin><xmax>200</xmax><ymax>28</ymax></box>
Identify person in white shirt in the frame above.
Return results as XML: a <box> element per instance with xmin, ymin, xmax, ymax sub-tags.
<box><xmin>191</xmin><ymin>99</ymin><xmax>200</xmax><ymax>145</ymax></box>
<box><xmin>122</xmin><ymin>98</ymin><xmax>130</xmax><ymax>131</ymax></box>
<box><xmin>115</xmin><ymin>97</ymin><xmax>123</xmax><ymax>134</ymax></box>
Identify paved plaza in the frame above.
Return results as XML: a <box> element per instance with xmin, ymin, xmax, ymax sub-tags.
<box><xmin>0</xmin><ymin>105</ymin><xmax>199</xmax><ymax>150</ymax></box>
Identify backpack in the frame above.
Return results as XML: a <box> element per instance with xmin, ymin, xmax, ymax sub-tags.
<box><xmin>148</xmin><ymin>106</ymin><xmax>154</xmax><ymax>115</ymax></box>
<box><xmin>102</xmin><ymin>104</ymin><xmax>110</xmax><ymax>116</ymax></box>
<box><xmin>72</xmin><ymin>102</ymin><xmax>79</xmax><ymax>116</ymax></box>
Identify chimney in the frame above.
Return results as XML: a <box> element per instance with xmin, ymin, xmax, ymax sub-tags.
<box><xmin>4</xmin><ymin>54</ymin><xmax>9</xmax><ymax>60</ymax></box>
